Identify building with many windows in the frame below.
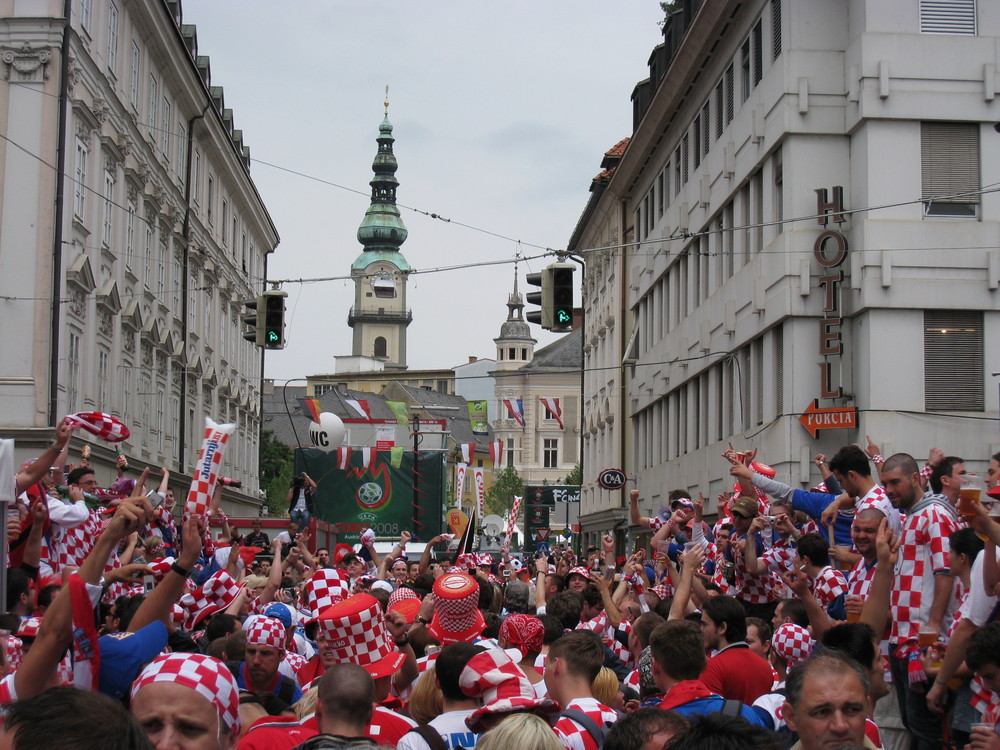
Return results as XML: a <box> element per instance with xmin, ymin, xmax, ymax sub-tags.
<box><xmin>0</xmin><ymin>0</ymin><xmax>278</xmax><ymax>510</ymax></box>
<box><xmin>574</xmin><ymin>0</ymin><xmax>1000</xmax><ymax>546</ymax></box>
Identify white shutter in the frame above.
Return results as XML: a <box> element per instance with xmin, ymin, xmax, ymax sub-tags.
<box><xmin>924</xmin><ymin>311</ymin><xmax>983</xmax><ymax>411</ymax></box>
<box><xmin>921</xmin><ymin>122</ymin><xmax>979</xmax><ymax>214</ymax></box>
<box><xmin>920</xmin><ymin>0</ymin><xmax>976</xmax><ymax>35</ymax></box>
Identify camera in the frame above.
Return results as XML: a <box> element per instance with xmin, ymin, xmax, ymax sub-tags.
<box><xmin>219</xmin><ymin>477</ymin><xmax>242</xmax><ymax>488</ymax></box>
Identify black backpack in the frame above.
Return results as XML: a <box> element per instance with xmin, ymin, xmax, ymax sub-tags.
<box><xmin>560</xmin><ymin>708</ymin><xmax>615</xmax><ymax>748</ymax></box>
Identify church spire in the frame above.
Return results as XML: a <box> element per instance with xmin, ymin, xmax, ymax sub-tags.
<box><xmin>494</xmin><ymin>262</ymin><xmax>536</xmax><ymax>369</ymax></box>
<box><xmin>355</xmin><ymin>89</ymin><xmax>408</xmax><ymax>255</ymax></box>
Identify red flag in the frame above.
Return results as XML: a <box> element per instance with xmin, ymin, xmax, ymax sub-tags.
<box><xmin>299</xmin><ymin>398</ymin><xmax>322</xmax><ymax>423</ymax></box>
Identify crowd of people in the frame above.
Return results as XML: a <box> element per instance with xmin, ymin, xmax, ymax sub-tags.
<box><xmin>2</xmin><ymin>417</ymin><xmax>1000</xmax><ymax>750</ymax></box>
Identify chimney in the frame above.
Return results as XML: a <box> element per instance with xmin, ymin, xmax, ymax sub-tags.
<box><xmin>468</xmin><ymin>356</ymin><xmax>478</xmax><ymax>363</ymax></box>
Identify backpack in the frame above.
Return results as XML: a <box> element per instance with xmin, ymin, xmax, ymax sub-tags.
<box><xmin>560</xmin><ymin>708</ymin><xmax>613</xmax><ymax>748</ymax></box>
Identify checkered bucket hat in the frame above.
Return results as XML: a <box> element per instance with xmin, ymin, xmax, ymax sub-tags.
<box><xmin>317</xmin><ymin>593</ymin><xmax>405</xmax><ymax>679</ymax></box>
<box><xmin>428</xmin><ymin>573</ymin><xmax>485</xmax><ymax>645</ymax></box>
<box><xmin>303</xmin><ymin>568</ymin><xmax>351</xmax><ymax>624</ymax></box>
<box><xmin>460</xmin><ymin>649</ymin><xmax>559</xmax><ymax>732</ymax></box>
<box><xmin>176</xmin><ymin>571</ymin><xmax>242</xmax><ymax>631</ymax></box>
<box><xmin>772</xmin><ymin>622</ymin><xmax>815</xmax><ymax>668</ymax></box>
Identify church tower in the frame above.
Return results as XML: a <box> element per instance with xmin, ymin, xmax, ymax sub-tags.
<box><xmin>493</xmin><ymin>264</ymin><xmax>536</xmax><ymax>371</ymax></box>
<box><xmin>348</xmin><ymin>92</ymin><xmax>411</xmax><ymax>370</ymax></box>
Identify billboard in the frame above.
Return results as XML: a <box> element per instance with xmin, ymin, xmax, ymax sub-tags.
<box><xmin>295</xmin><ymin>448</ymin><xmax>444</xmax><ymax>543</ymax></box>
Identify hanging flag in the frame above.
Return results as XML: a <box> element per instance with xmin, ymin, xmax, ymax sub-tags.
<box><xmin>489</xmin><ymin>441</ymin><xmax>503</xmax><ymax>468</ymax></box>
<box><xmin>455</xmin><ymin>502</ymin><xmax>476</xmax><ymax>559</ymax></box>
<box><xmin>503</xmin><ymin>399</ymin><xmax>525</xmax><ymax>429</ymax></box>
<box><xmin>455</xmin><ymin>463</ymin><xmax>467</xmax><ymax>508</ymax></box>
<box><xmin>360</xmin><ymin>446</ymin><xmax>377</xmax><ymax>471</ymax></box>
<box><xmin>540</xmin><ymin>397</ymin><xmax>564</xmax><ymax>429</ymax></box>
<box><xmin>505</xmin><ymin>495</ymin><xmax>523</xmax><ymax>546</ymax></box>
<box><xmin>390</xmin><ymin>446</ymin><xmax>404</xmax><ymax>467</ymax></box>
<box><xmin>345</xmin><ymin>399</ymin><xmax>372</xmax><ymax>421</ymax></box>
<box><xmin>474</xmin><ymin>467</ymin><xmax>486</xmax><ymax>522</ymax></box>
<box><xmin>467</xmin><ymin>400</ymin><xmax>489</xmax><ymax>435</ymax></box>
<box><xmin>298</xmin><ymin>398</ymin><xmax>322</xmax><ymax>423</ymax></box>
<box><xmin>460</xmin><ymin>443</ymin><xmax>474</xmax><ymax>464</ymax></box>
<box><xmin>386</xmin><ymin>401</ymin><xmax>410</xmax><ymax>425</ymax></box>
<box><xmin>336</xmin><ymin>446</ymin><xmax>352</xmax><ymax>471</ymax></box>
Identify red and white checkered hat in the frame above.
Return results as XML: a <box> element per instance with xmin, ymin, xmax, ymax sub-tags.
<box><xmin>772</xmin><ymin>623</ymin><xmax>814</xmax><ymax>668</ymax></box>
<box><xmin>131</xmin><ymin>653</ymin><xmax>240</xmax><ymax>733</ymax></box>
<box><xmin>477</xmin><ymin>553</ymin><xmax>493</xmax><ymax>567</ymax></box>
<box><xmin>387</xmin><ymin>587</ymin><xmax>420</xmax><ymax>608</ymax></box>
<box><xmin>428</xmin><ymin>573</ymin><xmax>485</xmax><ymax>646</ymax></box>
<box><xmin>566</xmin><ymin>566</ymin><xmax>590</xmax><ymax>582</ymax></box>
<box><xmin>454</xmin><ymin>553</ymin><xmax>477</xmax><ymax>570</ymax></box>
<box><xmin>650</xmin><ymin>584</ymin><xmax>672</xmax><ymax>600</ymax></box>
<box><xmin>460</xmin><ymin>649</ymin><xmax>559</xmax><ymax>732</ymax></box>
<box><xmin>303</xmin><ymin>569</ymin><xmax>351</xmax><ymax>624</ymax></box>
<box><xmin>245</xmin><ymin>616</ymin><xmax>286</xmax><ymax>651</ymax></box>
<box><xmin>65</xmin><ymin>411</ymin><xmax>131</xmax><ymax>443</ymax></box>
<box><xmin>388</xmin><ymin>597</ymin><xmax>421</xmax><ymax>624</ymax></box>
<box><xmin>16</xmin><ymin>617</ymin><xmax>42</xmax><ymax>639</ymax></box>
<box><xmin>176</xmin><ymin>571</ymin><xmax>242</xmax><ymax>631</ymax></box>
<box><xmin>317</xmin><ymin>593</ymin><xmax>406</xmax><ymax>679</ymax></box>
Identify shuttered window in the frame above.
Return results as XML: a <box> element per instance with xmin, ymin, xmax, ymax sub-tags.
<box><xmin>920</xmin><ymin>0</ymin><xmax>976</xmax><ymax>35</ymax></box>
<box><xmin>715</xmin><ymin>81</ymin><xmax>725</xmax><ymax>139</ymax></box>
<box><xmin>772</xmin><ymin>0</ymin><xmax>782</xmax><ymax>60</ymax></box>
<box><xmin>924</xmin><ymin>311</ymin><xmax>983</xmax><ymax>411</ymax></box>
<box><xmin>753</xmin><ymin>21</ymin><xmax>763</xmax><ymax>85</ymax></box>
<box><xmin>725</xmin><ymin>64</ymin><xmax>735</xmax><ymax>123</ymax></box>
<box><xmin>921</xmin><ymin>122</ymin><xmax>979</xmax><ymax>216</ymax></box>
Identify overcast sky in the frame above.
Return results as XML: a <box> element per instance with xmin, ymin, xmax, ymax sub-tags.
<box><xmin>184</xmin><ymin>1</ymin><xmax>665</xmax><ymax>382</ymax></box>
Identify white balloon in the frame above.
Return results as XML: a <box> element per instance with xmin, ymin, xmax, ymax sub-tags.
<box><xmin>309</xmin><ymin>412</ymin><xmax>346</xmax><ymax>452</ymax></box>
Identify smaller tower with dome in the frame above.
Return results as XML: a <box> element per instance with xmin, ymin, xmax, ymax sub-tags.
<box><xmin>493</xmin><ymin>263</ymin><xmax>536</xmax><ymax>371</ymax></box>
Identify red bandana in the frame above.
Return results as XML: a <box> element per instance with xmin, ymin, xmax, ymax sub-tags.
<box><xmin>659</xmin><ymin>679</ymin><xmax>715</xmax><ymax>711</ymax></box>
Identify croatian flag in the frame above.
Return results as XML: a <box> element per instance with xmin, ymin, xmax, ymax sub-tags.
<box><xmin>540</xmin><ymin>398</ymin><xmax>564</xmax><ymax>429</ymax></box>
<box><xmin>503</xmin><ymin>399</ymin><xmax>525</xmax><ymax>428</ymax></box>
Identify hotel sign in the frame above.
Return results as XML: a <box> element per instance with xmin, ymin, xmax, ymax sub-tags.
<box><xmin>814</xmin><ymin>186</ymin><xmax>848</xmax><ymax>400</ymax></box>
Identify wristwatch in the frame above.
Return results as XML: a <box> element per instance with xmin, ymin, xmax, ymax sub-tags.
<box><xmin>413</xmin><ymin>614</ymin><xmax>428</xmax><ymax>625</ymax></box>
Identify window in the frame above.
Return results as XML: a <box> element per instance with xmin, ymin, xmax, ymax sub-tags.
<box><xmin>920</xmin><ymin>0</ymin><xmax>976</xmax><ymax>35</ymax></box>
<box><xmin>129</xmin><ymin>42</ymin><xmax>140</xmax><ymax>107</ymax></box>
<box><xmin>107</xmin><ymin>2</ymin><xmax>119</xmax><ymax>73</ymax></box>
<box><xmin>176</xmin><ymin>121</ymin><xmax>186</xmax><ymax>182</ymax></box>
<box><xmin>543</xmin><ymin>439</ymin><xmax>558</xmax><ymax>469</ymax></box>
<box><xmin>694</xmin><ymin>115</ymin><xmax>702</xmax><ymax>169</ymax></box>
<box><xmin>147</xmin><ymin>74</ymin><xmax>158</xmax><ymax>146</ymax></box>
<box><xmin>73</xmin><ymin>138</ymin><xmax>88</xmax><ymax>220</ymax></box>
<box><xmin>772</xmin><ymin>0</ymin><xmax>782</xmax><ymax>59</ymax></box>
<box><xmin>193</xmin><ymin>150</ymin><xmax>202</xmax><ymax>204</ymax></box>
<box><xmin>207</xmin><ymin>175</ymin><xmax>215</xmax><ymax>224</ymax></box>
<box><xmin>157</xmin><ymin>236</ymin><xmax>166</xmax><ymax>294</ymax></box>
<box><xmin>663</xmin><ymin>165</ymin><xmax>671</xmax><ymax>210</ymax></box>
<box><xmin>221</xmin><ymin>199</ymin><xmax>229</xmax><ymax>244</ymax></box>
<box><xmin>97</xmin><ymin>348</ymin><xmax>110</xmax><ymax>410</ymax></box>
<box><xmin>725</xmin><ymin>64</ymin><xmax>735</xmax><ymax>123</ymax></box>
<box><xmin>80</xmin><ymin>0</ymin><xmax>92</xmax><ymax>31</ymax></box>
<box><xmin>506</xmin><ymin>438</ymin><xmax>516</xmax><ymax>467</ymax></box>
<box><xmin>741</xmin><ymin>40</ymin><xmax>751</xmax><ymax>102</ymax></box>
<box><xmin>681</xmin><ymin>134</ymin><xmax>689</xmax><ymax>184</ymax></box>
<box><xmin>373</xmin><ymin>337</ymin><xmax>387</xmax><ymax>358</ymax></box>
<box><xmin>160</xmin><ymin>98</ymin><xmax>171</xmax><ymax>161</ymax></box>
<box><xmin>241</xmin><ymin>232</ymin><xmax>248</xmax><ymax>272</ymax></box>
<box><xmin>921</xmin><ymin>122</ymin><xmax>980</xmax><ymax>217</ymax></box>
<box><xmin>752</xmin><ymin>20</ymin><xmax>763</xmax><ymax>85</ymax></box>
<box><xmin>701</xmin><ymin>102</ymin><xmax>711</xmax><ymax>158</ymax></box>
<box><xmin>102</xmin><ymin>169</ymin><xmax>114</xmax><ymax>246</ymax></box>
<box><xmin>673</xmin><ymin>148</ymin><xmax>681</xmax><ymax>196</ymax></box>
<box><xmin>232</xmin><ymin>215</ymin><xmax>239</xmax><ymax>257</ymax></box>
<box><xmin>772</xmin><ymin>147</ymin><xmax>784</xmax><ymax>232</ymax></box>
<box><xmin>715</xmin><ymin>81</ymin><xmax>725</xmax><ymax>139</ymax></box>
<box><xmin>657</xmin><ymin>170</ymin><xmax>665</xmax><ymax>217</ymax></box>
<box><xmin>67</xmin><ymin>332</ymin><xmax>81</xmax><ymax>412</ymax></box>
<box><xmin>125</xmin><ymin>200</ymin><xmax>135</xmax><ymax>269</ymax></box>
<box><xmin>925</xmin><ymin>311</ymin><xmax>983</xmax><ymax>410</ymax></box>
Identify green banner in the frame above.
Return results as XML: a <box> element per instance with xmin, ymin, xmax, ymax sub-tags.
<box><xmin>386</xmin><ymin>401</ymin><xmax>410</xmax><ymax>425</ymax></box>
<box><xmin>295</xmin><ymin>449</ymin><xmax>444</xmax><ymax>543</ymax></box>
<box><xmin>468</xmin><ymin>400</ymin><xmax>489</xmax><ymax>435</ymax></box>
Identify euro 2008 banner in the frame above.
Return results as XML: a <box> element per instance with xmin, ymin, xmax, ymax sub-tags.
<box><xmin>295</xmin><ymin>448</ymin><xmax>445</xmax><ymax>543</ymax></box>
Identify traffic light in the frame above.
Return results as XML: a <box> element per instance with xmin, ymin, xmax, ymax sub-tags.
<box><xmin>525</xmin><ymin>269</ymin><xmax>553</xmax><ymax>329</ymax></box>
<box><xmin>242</xmin><ymin>297</ymin><xmax>261</xmax><ymax>345</ymax></box>
<box><xmin>261</xmin><ymin>289</ymin><xmax>287</xmax><ymax>349</ymax></box>
<box><xmin>549</xmin><ymin>262</ymin><xmax>575</xmax><ymax>332</ymax></box>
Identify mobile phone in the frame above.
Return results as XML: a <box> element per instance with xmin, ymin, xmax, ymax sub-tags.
<box><xmin>142</xmin><ymin>573</ymin><xmax>155</xmax><ymax>594</ymax></box>
<box><xmin>502</xmin><ymin>569</ymin><xmax>510</xmax><ymax>577</ymax></box>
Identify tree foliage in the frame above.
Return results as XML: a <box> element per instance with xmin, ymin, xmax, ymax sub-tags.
<box><xmin>259</xmin><ymin>429</ymin><xmax>293</xmax><ymax>516</ymax></box>
<box><xmin>562</xmin><ymin>462</ymin><xmax>582</xmax><ymax>486</ymax></box>
<box><xmin>485</xmin><ymin>465</ymin><xmax>524</xmax><ymax>518</ymax></box>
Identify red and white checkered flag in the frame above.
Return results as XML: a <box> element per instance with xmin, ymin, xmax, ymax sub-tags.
<box><xmin>505</xmin><ymin>495</ymin><xmax>522</xmax><ymax>545</ymax></box>
<box><xmin>65</xmin><ymin>411</ymin><xmax>130</xmax><ymax>442</ymax></box>
<box><xmin>184</xmin><ymin>417</ymin><xmax>235</xmax><ymax>517</ymax></box>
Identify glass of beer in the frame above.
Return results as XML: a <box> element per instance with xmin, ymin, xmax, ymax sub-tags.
<box><xmin>845</xmin><ymin>594</ymin><xmax>862</xmax><ymax>623</ymax></box>
<box><xmin>918</xmin><ymin>627</ymin><xmax>938</xmax><ymax>649</ymax></box>
<box><xmin>958</xmin><ymin>474</ymin><xmax>981</xmax><ymax>521</ymax></box>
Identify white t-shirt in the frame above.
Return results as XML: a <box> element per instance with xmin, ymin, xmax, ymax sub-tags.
<box><xmin>967</xmin><ymin>546</ymin><xmax>1000</xmax><ymax>627</ymax></box>
<box><xmin>395</xmin><ymin>708</ymin><xmax>481</xmax><ymax>750</ymax></box>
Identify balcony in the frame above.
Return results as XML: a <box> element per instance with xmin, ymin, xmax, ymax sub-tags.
<box><xmin>347</xmin><ymin>307</ymin><xmax>413</xmax><ymax>327</ymax></box>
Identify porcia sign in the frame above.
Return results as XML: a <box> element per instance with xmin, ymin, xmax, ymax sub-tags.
<box><xmin>814</xmin><ymin>187</ymin><xmax>848</xmax><ymax>399</ymax></box>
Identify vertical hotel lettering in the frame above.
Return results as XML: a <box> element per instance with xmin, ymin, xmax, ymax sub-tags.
<box><xmin>814</xmin><ymin>187</ymin><xmax>848</xmax><ymax>399</ymax></box>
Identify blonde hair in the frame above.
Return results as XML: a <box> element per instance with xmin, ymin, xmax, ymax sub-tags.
<box><xmin>476</xmin><ymin>713</ymin><xmax>562</xmax><ymax>750</ymax></box>
<box><xmin>591</xmin><ymin>666</ymin><xmax>619</xmax><ymax>706</ymax></box>
<box><xmin>406</xmin><ymin>667</ymin><xmax>443</xmax><ymax>725</ymax></box>
<box><xmin>293</xmin><ymin>687</ymin><xmax>318</xmax><ymax>720</ymax></box>
<box><xmin>243</xmin><ymin>575</ymin><xmax>268</xmax><ymax>592</ymax></box>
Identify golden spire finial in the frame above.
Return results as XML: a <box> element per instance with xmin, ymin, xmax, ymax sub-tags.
<box><xmin>384</xmin><ymin>85</ymin><xmax>389</xmax><ymax>116</ymax></box>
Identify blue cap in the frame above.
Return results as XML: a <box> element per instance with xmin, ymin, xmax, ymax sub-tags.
<box><xmin>98</xmin><ymin>621</ymin><xmax>168</xmax><ymax>699</ymax></box>
<box><xmin>263</xmin><ymin>603</ymin><xmax>293</xmax><ymax>628</ymax></box>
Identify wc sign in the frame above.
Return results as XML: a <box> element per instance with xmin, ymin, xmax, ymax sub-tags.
<box><xmin>597</xmin><ymin>468</ymin><xmax>627</xmax><ymax>491</ymax></box>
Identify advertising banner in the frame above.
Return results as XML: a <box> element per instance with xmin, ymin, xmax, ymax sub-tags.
<box><xmin>467</xmin><ymin>400</ymin><xmax>489</xmax><ymax>435</ymax></box>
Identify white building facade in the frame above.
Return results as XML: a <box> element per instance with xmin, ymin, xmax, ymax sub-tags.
<box><xmin>0</xmin><ymin>0</ymin><xmax>278</xmax><ymax>507</ymax></box>
<box><xmin>576</xmin><ymin>0</ymin><xmax>1000</xmax><ymax>538</ymax></box>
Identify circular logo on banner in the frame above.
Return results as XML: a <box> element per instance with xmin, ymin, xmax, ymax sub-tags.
<box><xmin>597</xmin><ymin>468</ymin><xmax>627</xmax><ymax>491</ymax></box>
<box><xmin>356</xmin><ymin>482</ymin><xmax>387</xmax><ymax>510</ymax></box>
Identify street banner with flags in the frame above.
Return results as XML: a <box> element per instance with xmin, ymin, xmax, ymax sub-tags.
<box><xmin>460</xmin><ymin>443</ymin><xmax>474</xmax><ymax>464</ymax></box>
<box><xmin>386</xmin><ymin>401</ymin><xmax>409</xmax><ymax>425</ymax></box>
<box><xmin>298</xmin><ymin>398</ymin><xmax>322</xmax><ymax>423</ymax></box>
<box><xmin>297</xmin><ymin>448</ymin><xmax>444</xmax><ymax>543</ymax></box>
<box><xmin>345</xmin><ymin>399</ymin><xmax>372</xmax><ymax>421</ymax></box>
<box><xmin>540</xmin><ymin>397</ymin><xmax>564</xmax><ymax>429</ymax></box>
<box><xmin>474</xmin><ymin>467</ymin><xmax>486</xmax><ymax>522</ymax></box>
<box><xmin>503</xmin><ymin>398</ymin><xmax>525</xmax><ymax>429</ymax></box>
<box><xmin>468</xmin><ymin>400</ymin><xmax>489</xmax><ymax>435</ymax></box>
<box><xmin>455</xmin><ymin>463</ymin><xmax>467</xmax><ymax>508</ymax></box>
<box><xmin>505</xmin><ymin>495</ymin><xmax>523</xmax><ymax>545</ymax></box>
<box><xmin>360</xmin><ymin>446</ymin><xmax>377</xmax><ymax>471</ymax></box>
<box><xmin>489</xmin><ymin>441</ymin><xmax>503</xmax><ymax>467</ymax></box>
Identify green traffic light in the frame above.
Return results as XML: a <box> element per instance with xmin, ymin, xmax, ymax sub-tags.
<box><xmin>267</xmin><ymin>330</ymin><xmax>279</xmax><ymax>343</ymax></box>
<box><xmin>556</xmin><ymin>309</ymin><xmax>571</xmax><ymax>324</ymax></box>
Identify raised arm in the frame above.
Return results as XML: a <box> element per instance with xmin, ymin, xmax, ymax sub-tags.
<box><xmin>14</xmin><ymin>418</ymin><xmax>74</xmax><ymax>495</ymax></box>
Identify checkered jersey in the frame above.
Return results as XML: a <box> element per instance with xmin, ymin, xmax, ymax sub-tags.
<box><xmin>0</xmin><ymin>674</ymin><xmax>14</xmax><ymax>705</ymax></box>
<box><xmin>729</xmin><ymin>534</ymin><xmax>780</xmax><ymax>604</ymax></box>
<box><xmin>553</xmin><ymin>697</ymin><xmax>619</xmax><ymax>750</ymax></box>
<box><xmin>971</xmin><ymin>675</ymin><xmax>1000</xmax><ymax>717</ymax></box>
<box><xmin>577</xmin><ymin>612</ymin><xmax>632</xmax><ymax>667</ymax></box>
<box><xmin>857</xmin><ymin>485</ymin><xmax>901</xmax><ymax>536</ymax></box>
<box><xmin>760</xmin><ymin>542</ymin><xmax>796</xmax><ymax>576</ymax></box>
<box><xmin>890</xmin><ymin>502</ymin><xmax>958</xmax><ymax>644</ymax></box>
<box><xmin>54</xmin><ymin>509</ymin><xmax>104</xmax><ymax>572</ymax></box>
<box><xmin>846</xmin><ymin>558</ymin><xmax>877</xmax><ymax>599</ymax></box>
<box><xmin>708</xmin><ymin>543</ymin><xmax>737</xmax><ymax>596</ymax></box>
<box><xmin>811</xmin><ymin>566</ymin><xmax>848</xmax><ymax>609</ymax></box>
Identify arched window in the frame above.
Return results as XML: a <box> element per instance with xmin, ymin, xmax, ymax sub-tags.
<box><xmin>373</xmin><ymin>337</ymin><xmax>387</xmax><ymax>358</ymax></box>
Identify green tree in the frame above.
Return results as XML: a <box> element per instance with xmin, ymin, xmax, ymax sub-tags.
<box><xmin>485</xmin><ymin>465</ymin><xmax>524</xmax><ymax>518</ymax></box>
<box><xmin>259</xmin><ymin>429</ymin><xmax>293</xmax><ymax>516</ymax></box>
<box><xmin>562</xmin><ymin>462</ymin><xmax>582</xmax><ymax>486</ymax></box>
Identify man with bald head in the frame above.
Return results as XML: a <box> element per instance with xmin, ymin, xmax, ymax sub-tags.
<box><xmin>296</xmin><ymin>663</ymin><xmax>377</xmax><ymax>749</ymax></box>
